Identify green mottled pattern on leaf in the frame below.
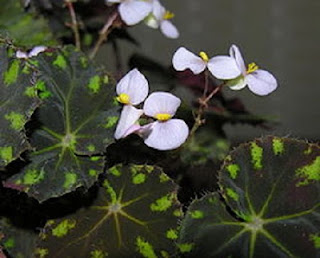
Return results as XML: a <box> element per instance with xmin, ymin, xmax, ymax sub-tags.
<box><xmin>35</xmin><ymin>164</ymin><xmax>181</xmax><ymax>257</ymax></box>
<box><xmin>5</xmin><ymin>46</ymin><xmax>119</xmax><ymax>202</ymax></box>
<box><xmin>179</xmin><ymin>136</ymin><xmax>320</xmax><ymax>257</ymax></box>
<box><xmin>0</xmin><ymin>218</ymin><xmax>37</xmax><ymax>258</ymax></box>
<box><xmin>0</xmin><ymin>1</ymin><xmax>55</xmax><ymax>46</ymax></box>
<box><xmin>0</xmin><ymin>44</ymin><xmax>40</xmax><ymax>167</ymax></box>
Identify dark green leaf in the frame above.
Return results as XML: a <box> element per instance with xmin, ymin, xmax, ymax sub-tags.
<box><xmin>0</xmin><ymin>1</ymin><xmax>55</xmax><ymax>47</ymax></box>
<box><xmin>5</xmin><ymin>47</ymin><xmax>119</xmax><ymax>202</ymax></box>
<box><xmin>0</xmin><ymin>43</ymin><xmax>40</xmax><ymax>168</ymax></box>
<box><xmin>0</xmin><ymin>218</ymin><xmax>38</xmax><ymax>258</ymax></box>
<box><xmin>179</xmin><ymin>136</ymin><xmax>320</xmax><ymax>257</ymax></box>
<box><xmin>35</xmin><ymin>164</ymin><xmax>182</xmax><ymax>257</ymax></box>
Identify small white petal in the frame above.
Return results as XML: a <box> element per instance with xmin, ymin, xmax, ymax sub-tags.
<box><xmin>145</xmin><ymin>15</ymin><xmax>160</xmax><ymax>29</ymax></box>
<box><xmin>144</xmin><ymin>119</ymin><xmax>189</xmax><ymax>150</ymax></box>
<box><xmin>227</xmin><ymin>75</ymin><xmax>247</xmax><ymax>90</ymax></box>
<box><xmin>229</xmin><ymin>44</ymin><xmax>246</xmax><ymax>75</ymax></box>
<box><xmin>16</xmin><ymin>50</ymin><xmax>28</xmax><ymax>59</ymax></box>
<box><xmin>172</xmin><ymin>47</ymin><xmax>206</xmax><ymax>74</ymax></box>
<box><xmin>152</xmin><ymin>0</ymin><xmax>165</xmax><ymax>20</ymax></box>
<box><xmin>246</xmin><ymin>70</ymin><xmax>278</xmax><ymax>96</ymax></box>
<box><xmin>160</xmin><ymin>20</ymin><xmax>179</xmax><ymax>39</ymax></box>
<box><xmin>116</xmin><ymin>68</ymin><xmax>149</xmax><ymax>105</ymax></box>
<box><xmin>122</xmin><ymin>124</ymin><xmax>141</xmax><ymax>138</ymax></box>
<box><xmin>119</xmin><ymin>0</ymin><xmax>152</xmax><ymax>25</ymax></box>
<box><xmin>114</xmin><ymin>105</ymin><xmax>143</xmax><ymax>140</ymax></box>
<box><xmin>143</xmin><ymin>92</ymin><xmax>181</xmax><ymax>118</ymax></box>
<box><xmin>28</xmin><ymin>46</ymin><xmax>47</xmax><ymax>57</ymax></box>
<box><xmin>106</xmin><ymin>0</ymin><xmax>122</xmax><ymax>3</ymax></box>
<box><xmin>207</xmin><ymin>56</ymin><xmax>242</xmax><ymax>80</ymax></box>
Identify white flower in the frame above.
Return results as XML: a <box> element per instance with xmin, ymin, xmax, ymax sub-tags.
<box><xmin>142</xmin><ymin>92</ymin><xmax>189</xmax><ymax>150</ymax></box>
<box><xmin>172</xmin><ymin>47</ymin><xmax>241</xmax><ymax>79</ymax></box>
<box><xmin>145</xmin><ymin>0</ymin><xmax>179</xmax><ymax>39</ymax></box>
<box><xmin>210</xmin><ymin>45</ymin><xmax>278</xmax><ymax>96</ymax></box>
<box><xmin>16</xmin><ymin>46</ymin><xmax>47</xmax><ymax>59</ymax></box>
<box><xmin>106</xmin><ymin>0</ymin><xmax>152</xmax><ymax>26</ymax></box>
<box><xmin>114</xmin><ymin>68</ymin><xmax>149</xmax><ymax>139</ymax></box>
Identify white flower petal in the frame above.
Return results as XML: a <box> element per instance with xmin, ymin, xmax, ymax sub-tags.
<box><xmin>106</xmin><ymin>0</ymin><xmax>122</xmax><ymax>3</ymax></box>
<box><xmin>207</xmin><ymin>56</ymin><xmax>242</xmax><ymax>80</ymax></box>
<box><xmin>144</xmin><ymin>14</ymin><xmax>160</xmax><ymax>29</ymax></box>
<box><xmin>122</xmin><ymin>124</ymin><xmax>141</xmax><ymax>138</ymax></box>
<box><xmin>152</xmin><ymin>0</ymin><xmax>165</xmax><ymax>20</ymax></box>
<box><xmin>119</xmin><ymin>0</ymin><xmax>152</xmax><ymax>26</ymax></box>
<box><xmin>143</xmin><ymin>119</ymin><xmax>189</xmax><ymax>150</ymax></box>
<box><xmin>143</xmin><ymin>92</ymin><xmax>181</xmax><ymax>118</ymax></box>
<box><xmin>246</xmin><ymin>69</ymin><xmax>278</xmax><ymax>96</ymax></box>
<box><xmin>160</xmin><ymin>20</ymin><xmax>179</xmax><ymax>39</ymax></box>
<box><xmin>16</xmin><ymin>50</ymin><xmax>28</xmax><ymax>59</ymax></box>
<box><xmin>227</xmin><ymin>75</ymin><xmax>247</xmax><ymax>90</ymax></box>
<box><xmin>116</xmin><ymin>68</ymin><xmax>149</xmax><ymax>105</ymax></box>
<box><xmin>28</xmin><ymin>46</ymin><xmax>47</xmax><ymax>57</ymax></box>
<box><xmin>172</xmin><ymin>47</ymin><xmax>206</xmax><ymax>74</ymax></box>
<box><xmin>229</xmin><ymin>44</ymin><xmax>246</xmax><ymax>75</ymax></box>
<box><xmin>114</xmin><ymin>105</ymin><xmax>143</xmax><ymax>140</ymax></box>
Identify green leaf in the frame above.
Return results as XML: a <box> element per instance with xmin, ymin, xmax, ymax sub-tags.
<box><xmin>35</xmin><ymin>164</ymin><xmax>182</xmax><ymax>257</ymax></box>
<box><xmin>0</xmin><ymin>43</ymin><xmax>40</xmax><ymax>168</ymax></box>
<box><xmin>0</xmin><ymin>1</ymin><xmax>55</xmax><ymax>47</ymax></box>
<box><xmin>179</xmin><ymin>136</ymin><xmax>320</xmax><ymax>257</ymax></box>
<box><xmin>5</xmin><ymin>47</ymin><xmax>119</xmax><ymax>202</ymax></box>
<box><xmin>0</xmin><ymin>218</ymin><xmax>38</xmax><ymax>258</ymax></box>
<box><xmin>181</xmin><ymin>130</ymin><xmax>230</xmax><ymax>166</ymax></box>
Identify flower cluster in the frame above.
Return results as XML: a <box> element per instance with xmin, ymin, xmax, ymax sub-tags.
<box><xmin>114</xmin><ymin>68</ymin><xmax>189</xmax><ymax>150</ymax></box>
<box><xmin>105</xmin><ymin>0</ymin><xmax>179</xmax><ymax>38</ymax></box>
<box><xmin>173</xmin><ymin>44</ymin><xmax>278</xmax><ymax>96</ymax></box>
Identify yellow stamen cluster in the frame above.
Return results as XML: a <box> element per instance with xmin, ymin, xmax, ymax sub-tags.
<box><xmin>199</xmin><ymin>51</ymin><xmax>209</xmax><ymax>62</ymax></box>
<box><xmin>116</xmin><ymin>93</ymin><xmax>130</xmax><ymax>104</ymax></box>
<box><xmin>247</xmin><ymin>62</ymin><xmax>259</xmax><ymax>74</ymax></box>
<box><xmin>163</xmin><ymin>11</ymin><xmax>175</xmax><ymax>20</ymax></box>
<box><xmin>155</xmin><ymin>113</ymin><xmax>172</xmax><ymax>121</ymax></box>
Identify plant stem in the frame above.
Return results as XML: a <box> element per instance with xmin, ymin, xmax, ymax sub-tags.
<box><xmin>89</xmin><ymin>11</ymin><xmax>119</xmax><ymax>60</ymax></box>
<box><xmin>65</xmin><ymin>1</ymin><xmax>81</xmax><ymax>50</ymax></box>
<box><xmin>190</xmin><ymin>74</ymin><xmax>225</xmax><ymax>136</ymax></box>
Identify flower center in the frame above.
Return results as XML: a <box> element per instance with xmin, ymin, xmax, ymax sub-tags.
<box><xmin>155</xmin><ymin>113</ymin><xmax>172</xmax><ymax>121</ymax></box>
<box><xmin>199</xmin><ymin>51</ymin><xmax>209</xmax><ymax>62</ymax></box>
<box><xmin>163</xmin><ymin>11</ymin><xmax>175</xmax><ymax>20</ymax></box>
<box><xmin>246</xmin><ymin>62</ymin><xmax>259</xmax><ymax>74</ymax></box>
<box><xmin>116</xmin><ymin>93</ymin><xmax>130</xmax><ymax>104</ymax></box>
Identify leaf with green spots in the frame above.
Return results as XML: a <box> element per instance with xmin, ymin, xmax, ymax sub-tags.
<box><xmin>34</xmin><ymin>164</ymin><xmax>181</xmax><ymax>257</ymax></box>
<box><xmin>5</xmin><ymin>46</ymin><xmax>119</xmax><ymax>202</ymax></box>
<box><xmin>181</xmin><ymin>130</ymin><xmax>230</xmax><ymax>166</ymax></box>
<box><xmin>0</xmin><ymin>43</ymin><xmax>40</xmax><ymax>168</ymax></box>
<box><xmin>0</xmin><ymin>218</ymin><xmax>37</xmax><ymax>258</ymax></box>
<box><xmin>0</xmin><ymin>1</ymin><xmax>55</xmax><ymax>47</ymax></box>
<box><xmin>179</xmin><ymin>136</ymin><xmax>320</xmax><ymax>257</ymax></box>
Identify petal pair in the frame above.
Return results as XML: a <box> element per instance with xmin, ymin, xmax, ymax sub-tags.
<box><xmin>172</xmin><ymin>47</ymin><xmax>241</xmax><ymax>79</ymax></box>
<box><xmin>226</xmin><ymin>45</ymin><xmax>278</xmax><ymax>96</ymax></box>
<box><xmin>145</xmin><ymin>0</ymin><xmax>179</xmax><ymax>39</ymax></box>
<box><xmin>142</xmin><ymin>92</ymin><xmax>189</xmax><ymax>151</ymax></box>
<box><xmin>172</xmin><ymin>45</ymin><xmax>278</xmax><ymax>96</ymax></box>
<box><xmin>114</xmin><ymin>81</ymin><xmax>189</xmax><ymax>150</ymax></box>
<box><xmin>107</xmin><ymin>0</ymin><xmax>152</xmax><ymax>26</ymax></box>
<box><xmin>114</xmin><ymin>68</ymin><xmax>148</xmax><ymax>140</ymax></box>
<box><xmin>16</xmin><ymin>46</ymin><xmax>47</xmax><ymax>59</ymax></box>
